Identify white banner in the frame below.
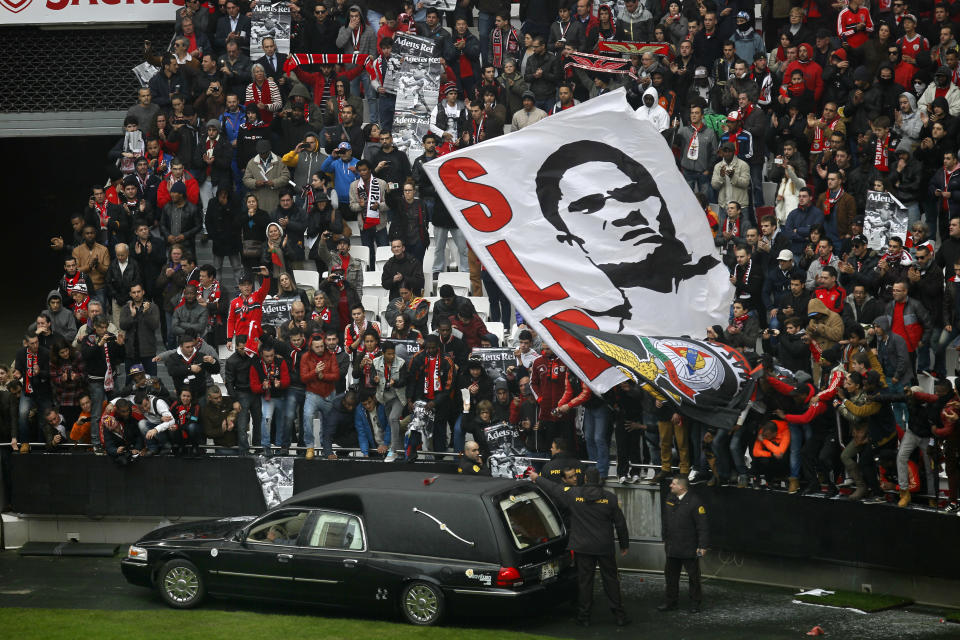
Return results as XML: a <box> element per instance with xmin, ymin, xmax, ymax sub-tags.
<box><xmin>250</xmin><ymin>0</ymin><xmax>290</xmax><ymax>58</ymax></box>
<box><xmin>423</xmin><ymin>90</ymin><xmax>732</xmax><ymax>394</ymax></box>
<box><xmin>0</xmin><ymin>0</ymin><xmax>182</xmax><ymax>25</ymax></box>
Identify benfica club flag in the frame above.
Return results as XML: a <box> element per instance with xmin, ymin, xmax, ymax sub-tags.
<box><xmin>559</xmin><ymin>321</ymin><xmax>755</xmax><ymax>430</ymax></box>
<box><xmin>423</xmin><ymin>89</ymin><xmax>732</xmax><ymax>394</ymax></box>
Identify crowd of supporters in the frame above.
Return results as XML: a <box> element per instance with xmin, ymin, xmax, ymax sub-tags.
<box><xmin>2</xmin><ymin>0</ymin><xmax>960</xmax><ymax>516</ymax></box>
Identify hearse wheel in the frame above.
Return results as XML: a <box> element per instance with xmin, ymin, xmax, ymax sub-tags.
<box><xmin>400</xmin><ymin>580</ymin><xmax>444</xmax><ymax>625</ymax></box>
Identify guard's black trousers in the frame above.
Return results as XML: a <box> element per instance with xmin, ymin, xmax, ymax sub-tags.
<box><xmin>664</xmin><ymin>555</ymin><xmax>702</xmax><ymax>605</ymax></box>
<box><xmin>576</xmin><ymin>551</ymin><xmax>624</xmax><ymax>619</ymax></box>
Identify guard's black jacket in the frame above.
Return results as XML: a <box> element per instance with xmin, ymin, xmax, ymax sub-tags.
<box><xmin>662</xmin><ymin>492</ymin><xmax>710</xmax><ymax>559</ymax></box>
<box><xmin>456</xmin><ymin>456</ymin><xmax>490</xmax><ymax>475</ymax></box>
<box><xmin>540</xmin><ymin>451</ymin><xmax>583</xmax><ymax>483</ymax></box>
<box><xmin>536</xmin><ymin>479</ymin><xmax>629</xmax><ymax>555</ymax></box>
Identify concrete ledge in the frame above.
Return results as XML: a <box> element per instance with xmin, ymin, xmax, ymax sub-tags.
<box><xmin>0</xmin><ymin>111</ymin><xmax>125</xmax><ymax>138</ymax></box>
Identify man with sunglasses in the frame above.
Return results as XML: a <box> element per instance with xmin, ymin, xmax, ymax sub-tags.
<box><xmin>302</xmin><ymin>2</ymin><xmax>340</xmax><ymax>54</ymax></box>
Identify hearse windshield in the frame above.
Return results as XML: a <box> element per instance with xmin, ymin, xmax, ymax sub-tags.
<box><xmin>497</xmin><ymin>490</ymin><xmax>563</xmax><ymax>550</ymax></box>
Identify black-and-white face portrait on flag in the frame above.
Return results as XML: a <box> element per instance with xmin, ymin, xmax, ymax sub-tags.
<box><xmin>423</xmin><ymin>90</ymin><xmax>732</xmax><ymax>393</ymax></box>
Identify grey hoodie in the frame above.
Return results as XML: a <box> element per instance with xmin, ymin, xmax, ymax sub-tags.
<box><xmin>893</xmin><ymin>92</ymin><xmax>922</xmax><ymax>151</ymax></box>
<box><xmin>46</xmin><ymin>290</ymin><xmax>78</xmax><ymax>342</ymax></box>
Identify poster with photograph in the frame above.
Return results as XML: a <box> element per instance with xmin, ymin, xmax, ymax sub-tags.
<box><xmin>470</xmin><ymin>348</ymin><xmax>514</xmax><ymax>381</ymax></box>
<box><xmin>420</xmin><ymin>0</ymin><xmax>458</xmax><ymax>9</ymax></box>
<box><xmin>864</xmin><ymin>190</ymin><xmax>908</xmax><ymax>251</ymax></box>
<box><xmin>261</xmin><ymin>296</ymin><xmax>293</xmax><ymax>328</ymax></box>
<box><xmin>391</xmin><ymin>338</ymin><xmax>422</xmax><ymax>364</ymax></box>
<box><xmin>251</xmin><ymin>0</ymin><xmax>291</xmax><ymax>58</ymax></box>
<box><xmin>389</xmin><ymin>33</ymin><xmax>443</xmax><ymax>162</ymax></box>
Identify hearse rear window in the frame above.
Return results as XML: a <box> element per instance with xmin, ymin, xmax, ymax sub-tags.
<box><xmin>498</xmin><ymin>490</ymin><xmax>562</xmax><ymax>550</ymax></box>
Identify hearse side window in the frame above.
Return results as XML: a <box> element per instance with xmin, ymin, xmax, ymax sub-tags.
<box><xmin>246</xmin><ymin>510</ymin><xmax>312</xmax><ymax>545</ymax></box>
<box><xmin>305</xmin><ymin>512</ymin><xmax>365</xmax><ymax>551</ymax></box>
<box><xmin>497</xmin><ymin>490</ymin><xmax>562</xmax><ymax>550</ymax></box>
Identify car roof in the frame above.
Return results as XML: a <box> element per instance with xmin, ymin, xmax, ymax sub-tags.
<box><xmin>280</xmin><ymin>471</ymin><xmax>524</xmax><ymax>508</ymax></box>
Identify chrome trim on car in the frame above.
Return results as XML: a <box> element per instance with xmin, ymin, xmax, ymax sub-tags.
<box><xmin>294</xmin><ymin>577</ymin><xmax>339</xmax><ymax>584</ymax></box>
<box><xmin>450</xmin><ymin>588</ymin><xmax>523</xmax><ymax>597</ymax></box>
<box><xmin>210</xmin><ymin>570</ymin><xmax>292</xmax><ymax>581</ymax></box>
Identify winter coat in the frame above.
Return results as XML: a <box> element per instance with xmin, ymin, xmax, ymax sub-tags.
<box><xmin>242</xmin><ymin>152</ymin><xmax>291</xmax><ymax>213</ymax></box>
<box><xmin>205</xmin><ymin>193</ymin><xmax>243</xmax><ymax>256</ymax></box>
<box><xmin>106</xmin><ymin>259</ymin><xmax>143</xmax><ymax>307</ymax></box>
<box><xmin>711</xmin><ymin>156</ymin><xmax>751</xmax><ymax>209</ymax></box>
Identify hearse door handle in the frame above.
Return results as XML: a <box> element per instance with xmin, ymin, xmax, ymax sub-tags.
<box><xmin>277</xmin><ymin>553</ymin><xmax>293</xmax><ymax>563</ymax></box>
<box><xmin>342</xmin><ymin>558</ymin><xmax>358</xmax><ymax>568</ymax></box>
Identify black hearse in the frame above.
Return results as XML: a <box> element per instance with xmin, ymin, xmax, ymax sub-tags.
<box><xmin>121</xmin><ymin>471</ymin><xmax>576</xmax><ymax>625</ymax></box>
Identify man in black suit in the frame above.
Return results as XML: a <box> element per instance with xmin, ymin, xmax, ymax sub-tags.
<box><xmin>214</xmin><ymin>0</ymin><xmax>252</xmax><ymax>54</ymax></box>
<box><xmin>254</xmin><ymin>36</ymin><xmax>289</xmax><ymax>101</ymax></box>
<box><xmin>659</xmin><ymin>476</ymin><xmax>709</xmax><ymax>613</ymax></box>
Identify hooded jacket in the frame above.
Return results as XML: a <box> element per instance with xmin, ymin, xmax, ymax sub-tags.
<box><xmin>919</xmin><ymin>67</ymin><xmax>960</xmax><ymax>115</ymax></box>
<box><xmin>784</xmin><ymin>44</ymin><xmax>824</xmax><ymax>103</ymax></box>
<box><xmin>806</xmin><ymin>298</ymin><xmax>844</xmax><ymax>352</ymax></box>
<box><xmin>616</xmin><ymin>1</ymin><xmax>654</xmax><ymax>42</ymax></box>
<box><xmin>894</xmin><ymin>92</ymin><xmax>923</xmax><ymax>151</ymax></box>
<box><xmin>873</xmin><ymin>316</ymin><xmax>910</xmax><ymax>380</ymax></box>
<box><xmin>732</xmin><ymin>23</ymin><xmax>765</xmax><ymax>63</ymax></box>
<box><xmin>281</xmin><ymin>135</ymin><xmax>328</xmax><ymax>190</ymax></box>
<box><xmin>46</xmin><ymin>290</ymin><xmax>78</xmax><ymax>342</ymax></box>
<box><xmin>635</xmin><ymin>86</ymin><xmax>670</xmax><ymax>132</ymax></box>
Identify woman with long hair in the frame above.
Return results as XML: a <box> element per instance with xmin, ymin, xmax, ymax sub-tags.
<box><xmin>239</xmin><ymin>193</ymin><xmax>270</xmax><ymax>272</ymax></box>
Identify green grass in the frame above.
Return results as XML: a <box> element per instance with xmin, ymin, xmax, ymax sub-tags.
<box><xmin>0</xmin><ymin>608</ymin><xmax>558</xmax><ymax>640</ymax></box>
<box><xmin>794</xmin><ymin>590</ymin><xmax>913</xmax><ymax>612</ymax></box>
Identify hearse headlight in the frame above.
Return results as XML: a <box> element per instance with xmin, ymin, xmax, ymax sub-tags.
<box><xmin>126</xmin><ymin>545</ymin><xmax>148</xmax><ymax>562</ymax></box>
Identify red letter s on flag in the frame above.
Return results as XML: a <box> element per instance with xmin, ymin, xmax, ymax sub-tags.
<box><xmin>437</xmin><ymin>157</ymin><xmax>512</xmax><ymax>232</ymax></box>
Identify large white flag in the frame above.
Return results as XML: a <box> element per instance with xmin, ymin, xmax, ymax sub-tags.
<box><xmin>423</xmin><ymin>89</ymin><xmax>732</xmax><ymax>393</ymax></box>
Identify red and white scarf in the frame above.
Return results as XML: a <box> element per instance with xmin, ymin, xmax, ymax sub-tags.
<box><xmin>359</xmin><ymin>177</ymin><xmax>382</xmax><ymax>230</ymax></box>
<box><xmin>731</xmin><ymin>312</ymin><xmax>750</xmax><ymax>331</ymax></box>
<box><xmin>874</xmin><ymin>133</ymin><xmax>892</xmax><ymax>172</ymax></box>
<box><xmin>423</xmin><ymin>354</ymin><xmax>441</xmax><ymax>398</ymax></box>
<box><xmin>262</xmin><ymin>360</ymin><xmax>279</xmax><ymax>401</ymax></box>
<box><xmin>810</xmin><ymin>116</ymin><xmax>840</xmax><ymax>154</ymax></box>
<box><xmin>819</xmin><ymin>252</ymin><xmax>834</xmax><ymax>267</ymax></box>
<box><xmin>725</xmin><ymin>214</ymin><xmax>742</xmax><ymax>237</ymax></box>
<box><xmin>686</xmin><ymin>123</ymin><xmax>704</xmax><ymax>160</ymax></box>
<box><xmin>824</xmin><ymin>187</ymin><xmax>844</xmax><ymax>216</ymax></box>
<box><xmin>312</xmin><ymin>306</ymin><xmax>332</xmax><ymax>324</ymax></box>
<box><xmin>251</xmin><ymin>81</ymin><xmax>274</xmax><ymax>123</ymax></box>
<box><xmin>103</xmin><ymin>340</ymin><xmax>115</xmax><ymax>392</ymax></box>
<box><xmin>93</xmin><ymin>199</ymin><xmax>109</xmax><ymax>230</ymax></box>
<box><xmin>491</xmin><ymin>26</ymin><xmax>519</xmax><ymax>68</ymax></box>
<box><xmin>24</xmin><ymin>349</ymin><xmax>37</xmax><ymax>394</ymax></box>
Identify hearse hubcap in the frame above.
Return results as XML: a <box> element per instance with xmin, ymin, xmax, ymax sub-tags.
<box><xmin>405</xmin><ymin>585</ymin><xmax>438</xmax><ymax>622</ymax></box>
<box><xmin>164</xmin><ymin>566</ymin><xmax>199</xmax><ymax>602</ymax></box>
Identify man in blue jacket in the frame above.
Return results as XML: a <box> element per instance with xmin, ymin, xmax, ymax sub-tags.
<box><xmin>320</xmin><ymin>142</ymin><xmax>359</xmax><ymax>223</ymax></box>
<box><xmin>355</xmin><ymin>390</ymin><xmax>390</xmax><ymax>458</ymax></box>
<box><xmin>783</xmin><ymin>188</ymin><xmax>825</xmax><ymax>256</ymax></box>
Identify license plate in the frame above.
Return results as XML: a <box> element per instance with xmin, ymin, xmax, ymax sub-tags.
<box><xmin>540</xmin><ymin>560</ymin><xmax>558</xmax><ymax>581</ymax></box>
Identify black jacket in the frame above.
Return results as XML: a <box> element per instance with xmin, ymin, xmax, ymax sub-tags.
<box><xmin>456</xmin><ymin>456</ymin><xmax>490</xmax><ymax>475</ymax></box>
<box><xmin>165</xmin><ymin>351</ymin><xmax>220</xmax><ymax>398</ymax></box>
<box><xmin>224</xmin><ymin>351</ymin><xmax>255</xmax><ymax>395</ymax></box>
<box><xmin>662</xmin><ymin>491</ymin><xmax>709</xmax><ymax>559</ymax></box>
<box><xmin>205</xmin><ymin>193</ymin><xmax>243</xmax><ymax>256</ymax></box>
<box><xmin>540</xmin><ymin>451</ymin><xmax>583</xmax><ymax>484</ymax></box>
<box><xmin>537</xmin><ymin>479</ymin><xmax>629</xmax><ymax>555</ymax></box>
<box><xmin>381</xmin><ymin>254</ymin><xmax>425</xmax><ymax>299</ymax></box>
<box><xmin>106</xmin><ymin>260</ymin><xmax>143</xmax><ymax>306</ymax></box>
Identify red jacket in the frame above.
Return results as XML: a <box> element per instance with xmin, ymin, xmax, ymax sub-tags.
<box><xmin>784</xmin><ymin>48</ymin><xmax>824</xmax><ymax>103</ymax></box>
<box><xmin>300</xmin><ymin>348</ymin><xmax>340</xmax><ymax>397</ymax></box>
<box><xmin>227</xmin><ymin>277</ymin><xmax>271</xmax><ymax>340</ymax></box>
<box><xmin>837</xmin><ymin>6</ymin><xmax>874</xmax><ymax>48</ymax></box>
<box><xmin>558</xmin><ymin>373</ymin><xmax>592</xmax><ymax>409</ymax></box>
<box><xmin>530</xmin><ymin>354</ymin><xmax>568</xmax><ymax>419</ymax></box>
<box><xmin>814</xmin><ymin>285</ymin><xmax>846</xmax><ymax>314</ymax></box>
<box><xmin>155</xmin><ymin>172</ymin><xmax>201</xmax><ymax>210</ymax></box>
<box><xmin>450</xmin><ymin>314</ymin><xmax>489</xmax><ymax>349</ymax></box>
<box><xmin>249</xmin><ymin>356</ymin><xmax>291</xmax><ymax>398</ymax></box>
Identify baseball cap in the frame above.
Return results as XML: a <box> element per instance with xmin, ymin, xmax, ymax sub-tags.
<box><xmin>851</xmin><ymin>234</ymin><xmax>868</xmax><ymax>245</ymax></box>
<box><xmin>71</xmin><ymin>283</ymin><xmax>88</xmax><ymax>294</ymax></box>
<box><xmin>128</xmin><ymin>363</ymin><xmax>145</xmax><ymax>375</ymax></box>
<box><xmin>831</xmin><ymin>49</ymin><xmax>847</xmax><ymax>61</ymax></box>
<box><xmin>336</xmin><ymin>141</ymin><xmax>352</xmax><ymax>151</ymax></box>
<box><xmin>727</xmin><ymin>110</ymin><xmax>740</xmax><ymax>120</ymax></box>
<box><xmin>238</xmin><ymin>271</ymin><xmax>254</xmax><ymax>285</ymax></box>
<box><xmin>777</xmin><ymin>249</ymin><xmax>794</xmax><ymax>262</ymax></box>
<box><xmin>736</xmin><ymin>10</ymin><xmax>750</xmax><ymax>20</ymax></box>
<box><xmin>902</xmin><ymin>13</ymin><xmax>917</xmax><ymax>22</ymax></box>
<box><xmin>694</xmin><ymin>66</ymin><xmax>708</xmax><ymax>79</ymax></box>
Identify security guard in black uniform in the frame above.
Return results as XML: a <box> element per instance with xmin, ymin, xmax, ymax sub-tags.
<box><xmin>659</xmin><ymin>475</ymin><xmax>709</xmax><ymax>613</ymax></box>
<box><xmin>530</xmin><ymin>467</ymin><xmax>630</xmax><ymax>627</ymax></box>
<box><xmin>456</xmin><ymin>440</ymin><xmax>490</xmax><ymax>475</ymax></box>
<box><xmin>539</xmin><ymin>437</ymin><xmax>583</xmax><ymax>483</ymax></box>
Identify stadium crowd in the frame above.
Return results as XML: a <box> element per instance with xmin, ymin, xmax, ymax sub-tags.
<box><xmin>2</xmin><ymin>0</ymin><xmax>960</xmax><ymax>517</ymax></box>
